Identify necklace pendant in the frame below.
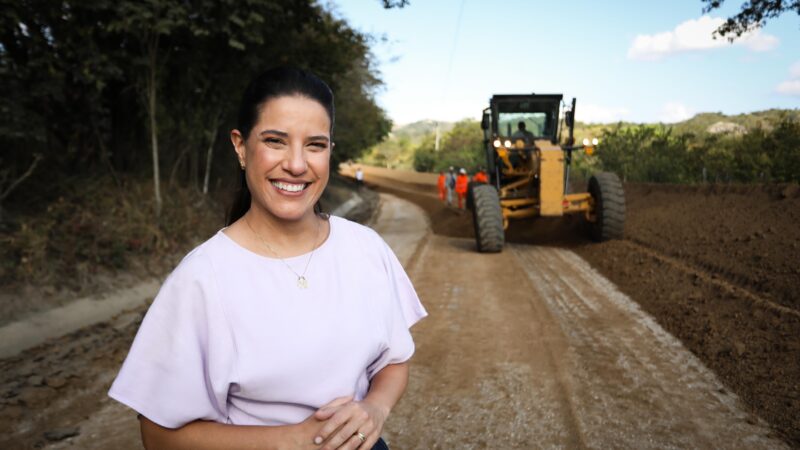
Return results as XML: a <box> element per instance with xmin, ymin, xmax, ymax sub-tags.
<box><xmin>297</xmin><ymin>276</ymin><xmax>308</xmax><ymax>289</ymax></box>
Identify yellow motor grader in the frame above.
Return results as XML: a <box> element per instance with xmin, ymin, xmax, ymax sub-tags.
<box><xmin>470</xmin><ymin>94</ymin><xmax>624</xmax><ymax>252</ymax></box>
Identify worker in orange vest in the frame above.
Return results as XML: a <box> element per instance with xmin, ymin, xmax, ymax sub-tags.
<box><xmin>437</xmin><ymin>171</ymin><xmax>446</xmax><ymax>201</ymax></box>
<box><xmin>473</xmin><ymin>166</ymin><xmax>488</xmax><ymax>184</ymax></box>
<box><xmin>455</xmin><ymin>168</ymin><xmax>469</xmax><ymax>209</ymax></box>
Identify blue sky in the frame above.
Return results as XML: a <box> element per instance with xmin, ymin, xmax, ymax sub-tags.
<box><xmin>331</xmin><ymin>0</ymin><xmax>799</xmax><ymax>124</ymax></box>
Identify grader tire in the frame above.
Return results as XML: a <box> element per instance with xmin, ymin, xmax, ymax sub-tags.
<box><xmin>466</xmin><ymin>181</ymin><xmax>479</xmax><ymax>211</ymax></box>
<box><xmin>587</xmin><ymin>172</ymin><xmax>625</xmax><ymax>242</ymax></box>
<box><xmin>472</xmin><ymin>184</ymin><xmax>504</xmax><ymax>252</ymax></box>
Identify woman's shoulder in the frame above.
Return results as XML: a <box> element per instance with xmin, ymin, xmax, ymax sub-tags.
<box><xmin>167</xmin><ymin>231</ymin><xmax>229</xmax><ymax>282</ymax></box>
<box><xmin>329</xmin><ymin>215</ymin><xmax>384</xmax><ymax>247</ymax></box>
<box><xmin>330</xmin><ymin>216</ymin><xmax>396</xmax><ymax>259</ymax></box>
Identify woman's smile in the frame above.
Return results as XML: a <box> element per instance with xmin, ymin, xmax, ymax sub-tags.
<box><xmin>270</xmin><ymin>179</ymin><xmax>309</xmax><ymax>194</ymax></box>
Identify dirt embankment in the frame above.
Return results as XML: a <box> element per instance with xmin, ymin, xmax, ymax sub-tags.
<box><xmin>577</xmin><ymin>183</ymin><xmax>800</xmax><ymax>448</ymax></box>
<box><xmin>367</xmin><ymin>176</ymin><xmax>800</xmax><ymax>447</ymax></box>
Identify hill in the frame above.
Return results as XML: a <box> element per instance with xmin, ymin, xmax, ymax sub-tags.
<box><xmin>360</xmin><ymin>120</ymin><xmax>455</xmax><ymax>169</ymax></box>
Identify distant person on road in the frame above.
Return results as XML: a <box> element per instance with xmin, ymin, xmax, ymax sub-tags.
<box><xmin>511</xmin><ymin>121</ymin><xmax>535</xmax><ymax>146</ymax></box>
<box><xmin>355</xmin><ymin>166</ymin><xmax>364</xmax><ymax>188</ymax></box>
<box><xmin>445</xmin><ymin>166</ymin><xmax>456</xmax><ymax>206</ymax></box>
<box><xmin>455</xmin><ymin>168</ymin><xmax>469</xmax><ymax>209</ymax></box>
<box><xmin>437</xmin><ymin>170</ymin><xmax>447</xmax><ymax>201</ymax></box>
<box><xmin>472</xmin><ymin>167</ymin><xmax>488</xmax><ymax>184</ymax></box>
<box><xmin>108</xmin><ymin>67</ymin><xmax>426</xmax><ymax>450</ymax></box>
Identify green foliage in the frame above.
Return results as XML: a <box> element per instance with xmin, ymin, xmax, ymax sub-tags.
<box><xmin>0</xmin><ymin>0</ymin><xmax>392</xmax><ymax>285</ymax></box>
<box><xmin>702</xmin><ymin>0</ymin><xmax>800</xmax><ymax>39</ymax></box>
<box><xmin>411</xmin><ymin>120</ymin><xmax>485</xmax><ymax>173</ymax></box>
<box><xmin>361</xmin><ymin>120</ymin><xmax>454</xmax><ymax>169</ymax></box>
<box><xmin>596</xmin><ymin>116</ymin><xmax>800</xmax><ymax>183</ymax></box>
<box><xmin>0</xmin><ymin>0</ymin><xmax>390</xmax><ymax>213</ymax></box>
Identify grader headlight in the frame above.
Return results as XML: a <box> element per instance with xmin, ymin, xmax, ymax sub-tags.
<box><xmin>583</xmin><ymin>137</ymin><xmax>599</xmax><ymax>155</ymax></box>
<box><xmin>493</xmin><ymin>139</ymin><xmax>502</xmax><ymax>148</ymax></box>
<box><xmin>504</xmin><ymin>139</ymin><xmax>512</xmax><ymax>148</ymax></box>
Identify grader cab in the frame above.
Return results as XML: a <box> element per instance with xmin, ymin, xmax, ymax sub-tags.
<box><xmin>470</xmin><ymin>94</ymin><xmax>625</xmax><ymax>252</ymax></box>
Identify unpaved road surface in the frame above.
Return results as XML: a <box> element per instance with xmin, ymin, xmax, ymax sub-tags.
<box><xmin>1</xmin><ymin>176</ymin><xmax>795</xmax><ymax>448</ymax></box>
<box><xmin>363</xmin><ymin>167</ymin><xmax>799</xmax><ymax>447</ymax></box>
<box><xmin>386</xmin><ymin>233</ymin><xmax>783</xmax><ymax>448</ymax></box>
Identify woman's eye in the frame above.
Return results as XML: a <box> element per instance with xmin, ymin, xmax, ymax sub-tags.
<box><xmin>308</xmin><ymin>142</ymin><xmax>328</xmax><ymax>151</ymax></box>
<box><xmin>264</xmin><ymin>138</ymin><xmax>285</xmax><ymax>146</ymax></box>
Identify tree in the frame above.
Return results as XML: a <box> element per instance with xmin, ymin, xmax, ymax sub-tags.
<box><xmin>380</xmin><ymin>0</ymin><xmax>410</xmax><ymax>8</ymax></box>
<box><xmin>702</xmin><ymin>0</ymin><xmax>800</xmax><ymax>39</ymax></box>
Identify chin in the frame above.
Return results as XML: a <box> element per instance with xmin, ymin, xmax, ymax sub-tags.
<box><xmin>265</xmin><ymin>203</ymin><xmax>318</xmax><ymax>222</ymax></box>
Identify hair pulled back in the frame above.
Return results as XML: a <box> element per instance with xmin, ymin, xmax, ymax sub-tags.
<box><xmin>227</xmin><ymin>67</ymin><xmax>335</xmax><ymax>225</ymax></box>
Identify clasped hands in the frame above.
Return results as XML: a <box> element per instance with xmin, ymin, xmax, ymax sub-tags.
<box><xmin>301</xmin><ymin>395</ymin><xmax>389</xmax><ymax>450</ymax></box>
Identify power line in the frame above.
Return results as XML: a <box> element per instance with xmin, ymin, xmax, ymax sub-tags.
<box><xmin>435</xmin><ymin>0</ymin><xmax>467</xmax><ymax>151</ymax></box>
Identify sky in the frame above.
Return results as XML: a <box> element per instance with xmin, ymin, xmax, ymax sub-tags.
<box><xmin>330</xmin><ymin>0</ymin><xmax>799</xmax><ymax>125</ymax></box>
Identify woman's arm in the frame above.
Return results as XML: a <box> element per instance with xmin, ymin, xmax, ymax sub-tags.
<box><xmin>313</xmin><ymin>362</ymin><xmax>410</xmax><ymax>450</ymax></box>
<box><xmin>139</xmin><ymin>412</ymin><xmax>325</xmax><ymax>450</ymax></box>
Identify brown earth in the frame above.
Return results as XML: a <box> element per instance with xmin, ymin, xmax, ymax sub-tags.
<box><xmin>365</xmin><ymin>174</ymin><xmax>800</xmax><ymax>447</ymax></box>
<box><xmin>1</xmin><ymin>172</ymin><xmax>798</xmax><ymax>448</ymax></box>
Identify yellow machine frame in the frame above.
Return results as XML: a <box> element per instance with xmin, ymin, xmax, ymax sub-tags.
<box><xmin>496</xmin><ymin>139</ymin><xmax>594</xmax><ymax>229</ymax></box>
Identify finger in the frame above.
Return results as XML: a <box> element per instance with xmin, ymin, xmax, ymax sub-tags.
<box><xmin>315</xmin><ymin>407</ymin><xmax>356</xmax><ymax>446</ymax></box>
<box><xmin>340</xmin><ymin>432</ymin><xmax>370</xmax><ymax>450</ymax></box>
<box><xmin>319</xmin><ymin>395</ymin><xmax>354</xmax><ymax>410</ymax></box>
<box><xmin>355</xmin><ymin>431</ymin><xmax>378</xmax><ymax>450</ymax></box>
<box><xmin>314</xmin><ymin>404</ymin><xmax>342</xmax><ymax>421</ymax></box>
<box><xmin>320</xmin><ymin>408</ymin><xmax>369</xmax><ymax>450</ymax></box>
<box><xmin>314</xmin><ymin>395</ymin><xmax>354</xmax><ymax>420</ymax></box>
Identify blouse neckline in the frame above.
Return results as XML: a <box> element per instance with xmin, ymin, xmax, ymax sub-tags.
<box><xmin>217</xmin><ymin>216</ymin><xmax>337</xmax><ymax>263</ymax></box>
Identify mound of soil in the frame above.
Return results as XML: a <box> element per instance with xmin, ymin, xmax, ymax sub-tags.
<box><xmin>369</xmin><ymin>177</ymin><xmax>800</xmax><ymax>447</ymax></box>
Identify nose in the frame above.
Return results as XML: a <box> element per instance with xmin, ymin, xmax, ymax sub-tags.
<box><xmin>282</xmin><ymin>142</ymin><xmax>308</xmax><ymax>175</ymax></box>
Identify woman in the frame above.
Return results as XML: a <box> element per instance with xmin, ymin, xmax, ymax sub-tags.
<box><xmin>109</xmin><ymin>67</ymin><xmax>427</xmax><ymax>450</ymax></box>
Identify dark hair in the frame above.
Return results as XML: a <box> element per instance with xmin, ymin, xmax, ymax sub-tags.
<box><xmin>227</xmin><ymin>67</ymin><xmax>335</xmax><ymax>225</ymax></box>
<box><xmin>518</xmin><ymin>121</ymin><xmax>526</xmax><ymax>130</ymax></box>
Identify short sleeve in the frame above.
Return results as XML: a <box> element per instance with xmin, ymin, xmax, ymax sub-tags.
<box><xmin>108</xmin><ymin>250</ymin><xmax>236</xmax><ymax>429</ymax></box>
<box><xmin>367</xmin><ymin>239</ymin><xmax>427</xmax><ymax>379</ymax></box>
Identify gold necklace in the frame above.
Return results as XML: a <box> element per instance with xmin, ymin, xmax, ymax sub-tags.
<box><xmin>245</xmin><ymin>215</ymin><xmax>321</xmax><ymax>289</ymax></box>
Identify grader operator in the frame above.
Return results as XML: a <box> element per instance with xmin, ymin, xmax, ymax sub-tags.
<box><xmin>470</xmin><ymin>94</ymin><xmax>625</xmax><ymax>252</ymax></box>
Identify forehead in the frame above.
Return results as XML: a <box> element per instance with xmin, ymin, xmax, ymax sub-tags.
<box><xmin>256</xmin><ymin>95</ymin><xmax>331</xmax><ymax>131</ymax></box>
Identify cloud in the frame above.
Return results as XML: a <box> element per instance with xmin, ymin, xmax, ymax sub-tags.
<box><xmin>791</xmin><ymin>61</ymin><xmax>800</xmax><ymax>78</ymax></box>
<box><xmin>776</xmin><ymin>80</ymin><xmax>800</xmax><ymax>95</ymax></box>
<box><xmin>628</xmin><ymin>16</ymin><xmax>779</xmax><ymax>61</ymax></box>
<box><xmin>576</xmin><ymin>104</ymin><xmax>630</xmax><ymax>123</ymax></box>
<box><xmin>776</xmin><ymin>61</ymin><xmax>800</xmax><ymax>96</ymax></box>
<box><xmin>659</xmin><ymin>102</ymin><xmax>694</xmax><ymax>123</ymax></box>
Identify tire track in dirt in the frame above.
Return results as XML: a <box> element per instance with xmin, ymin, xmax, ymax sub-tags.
<box><xmin>510</xmin><ymin>244</ymin><xmax>787</xmax><ymax>449</ymax></box>
<box><xmin>622</xmin><ymin>238</ymin><xmax>800</xmax><ymax>320</ymax></box>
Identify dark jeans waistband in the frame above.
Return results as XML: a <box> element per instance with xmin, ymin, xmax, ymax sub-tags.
<box><xmin>372</xmin><ymin>437</ymin><xmax>389</xmax><ymax>450</ymax></box>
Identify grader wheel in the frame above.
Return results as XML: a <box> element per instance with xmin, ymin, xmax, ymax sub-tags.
<box><xmin>587</xmin><ymin>172</ymin><xmax>625</xmax><ymax>241</ymax></box>
<box><xmin>471</xmin><ymin>184</ymin><xmax>504</xmax><ymax>252</ymax></box>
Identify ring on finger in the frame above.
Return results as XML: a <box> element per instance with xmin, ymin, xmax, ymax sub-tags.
<box><xmin>355</xmin><ymin>431</ymin><xmax>367</xmax><ymax>443</ymax></box>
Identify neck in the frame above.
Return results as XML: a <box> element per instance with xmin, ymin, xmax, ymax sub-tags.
<box><xmin>244</xmin><ymin>205</ymin><xmax>321</xmax><ymax>256</ymax></box>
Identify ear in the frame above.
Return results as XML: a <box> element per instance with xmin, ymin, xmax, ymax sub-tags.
<box><xmin>231</xmin><ymin>129</ymin><xmax>246</xmax><ymax>167</ymax></box>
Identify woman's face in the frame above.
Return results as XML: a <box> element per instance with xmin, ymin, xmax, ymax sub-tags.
<box><xmin>232</xmin><ymin>95</ymin><xmax>332</xmax><ymax>223</ymax></box>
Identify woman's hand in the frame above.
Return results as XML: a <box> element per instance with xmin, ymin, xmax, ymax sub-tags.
<box><xmin>312</xmin><ymin>396</ymin><xmax>389</xmax><ymax>450</ymax></box>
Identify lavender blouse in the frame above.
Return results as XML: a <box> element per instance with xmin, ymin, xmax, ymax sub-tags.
<box><xmin>108</xmin><ymin>216</ymin><xmax>427</xmax><ymax>428</ymax></box>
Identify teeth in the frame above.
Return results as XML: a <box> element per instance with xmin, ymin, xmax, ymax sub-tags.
<box><xmin>272</xmin><ymin>181</ymin><xmax>307</xmax><ymax>192</ymax></box>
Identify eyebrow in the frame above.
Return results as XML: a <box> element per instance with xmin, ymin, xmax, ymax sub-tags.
<box><xmin>259</xmin><ymin>129</ymin><xmax>289</xmax><ymax>138</ymax></box>
<box><xmin>258</xmin><ymin>130</ymin><xmax>329</xmax><ymax>143</ymax></box>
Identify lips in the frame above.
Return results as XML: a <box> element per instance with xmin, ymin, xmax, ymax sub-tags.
<box><xmin>271</xmin><ymin>180</ymin><xmax>309</xmax><ymax>193</ymax></box>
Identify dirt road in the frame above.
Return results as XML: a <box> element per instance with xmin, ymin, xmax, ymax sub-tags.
<box><xmin>385</xmin><ymin>230</ymin><xmax>784</xmax><ymax>448</ymax></box>
<box><xmin>0</xmin><ymin>183</ymin><xmax>793</xmax><ymax>448</ymax></box>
